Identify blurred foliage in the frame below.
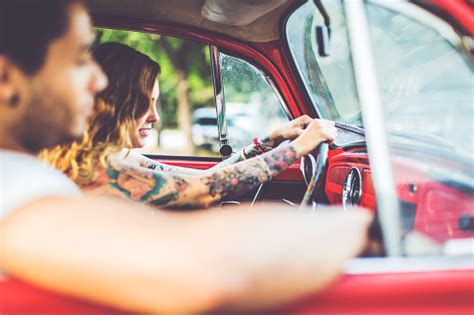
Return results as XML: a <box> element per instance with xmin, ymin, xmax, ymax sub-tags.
<box><xmin>93</xmin><ymin>28</ymin><xmax>215</xmax><ymax>129</ymax></box>
<box><xmin>221</xmin><ymin>55</ymin><xmax>270</xmax><ymax>104</ymax></box>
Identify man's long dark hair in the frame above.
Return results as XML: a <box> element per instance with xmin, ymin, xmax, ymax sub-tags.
<box><xmin>0</xmin><ymin>0</ymin><xmax>84</xmax><ymax>74</ymax></box>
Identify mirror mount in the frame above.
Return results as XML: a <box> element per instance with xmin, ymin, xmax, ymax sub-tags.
<box><xmin>313</xmin><ymin>0</ymin><xmax>331</xmax><ymax>57</ymax></box>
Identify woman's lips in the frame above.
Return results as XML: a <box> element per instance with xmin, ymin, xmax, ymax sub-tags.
<box><xmin>139</xmin><ymin>128</ymin><xmax>151</xmax><ymax>138</ymax></box>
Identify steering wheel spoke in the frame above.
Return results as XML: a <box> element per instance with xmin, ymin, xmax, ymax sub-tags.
<box><xmin>299</xmin><ymin>142</ymin><xmax>329</xmax><ymax>209</ymax></box>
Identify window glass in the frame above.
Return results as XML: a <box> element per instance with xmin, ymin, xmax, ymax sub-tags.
<box><xmin>366</xmin><ymin>3</ymin><xmax>473</xmax><ymax>157</ymax></box>
<box><xmin>366</xmin><ymin>2</ymin><xmax>474</xmax><ymax>248</ymax></box>
<box><xmin>220</xmin><ymin>53</ymin><xmax>289</xmax><ymax>152</ymax></box>
<box><xmin>94</xmin><ymin>28</ymin><xmax>217</xmax><ymax>157</ymax></box>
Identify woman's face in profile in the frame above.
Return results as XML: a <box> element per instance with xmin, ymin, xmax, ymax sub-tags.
<box><xmin>130</xmin><ymin>80</ymin><xmax>160</xmax><ymax>148</ymax></box>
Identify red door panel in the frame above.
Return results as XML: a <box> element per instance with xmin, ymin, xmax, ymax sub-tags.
<box><xmin>2</xmin><ymin>268</ymin><xmax>472</xmax><ymax>314</ymax></box>
<box><xmin>281</xmin><ymin>269</ymin><xmax>474</xmax><ymax>315</ymax></box>
<box><xmin>154</xmin><ymin>157</ymin><xmax>304</xmax><ymax>182</ymax></box>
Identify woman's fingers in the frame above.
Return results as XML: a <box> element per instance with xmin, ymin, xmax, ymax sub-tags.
<box><xmin>298</xmin><ymin>114</ymin><xmax>312</xmax><ymax>127</ymax></box>
<box><xmin>291</xmin><ymin>119</ymin><xmax>338</xmax><ymax>156</ymax></box>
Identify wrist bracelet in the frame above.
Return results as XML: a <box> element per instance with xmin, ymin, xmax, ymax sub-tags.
<box><xmin>253</xmin><ymin>137</ymin><xmax>265</xmax><ymax>153</ymax></box>
<box><xmin>254</xmin><ymin>137</ymin><xmax>273</xmax><ymax>153</ymax></box>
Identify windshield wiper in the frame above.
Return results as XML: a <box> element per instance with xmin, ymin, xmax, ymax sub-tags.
<box><xmin>335</xmin><ymin>122</ymin><xmax>365</xmax><ymax>135</ymax></box>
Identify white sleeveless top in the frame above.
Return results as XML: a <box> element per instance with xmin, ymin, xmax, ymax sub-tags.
<box><xmin>0</xmin><ymin>150</ymin><xmax>80</xmax><ymax>219</ymax></box>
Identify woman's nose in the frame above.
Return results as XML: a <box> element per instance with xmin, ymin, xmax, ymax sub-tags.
<box><xmin>147</xmin><ymin>106</ymin><xmax>159</xmax><ymax>123</ymax></box>
<box><xmin>90</xmin><ymin>61</ymin><xmax>108</xmax><ymax>94</ymax></box>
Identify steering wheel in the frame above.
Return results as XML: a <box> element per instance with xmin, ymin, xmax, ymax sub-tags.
<box><xmin>299</xmin><ymin>141</ymin><xmax>329</xmax><ymax>209</ymax></box>
<box><xmin>251</xmin><ymin>141</ymin><xmax>329</xmax><ymax>208</ymax></box>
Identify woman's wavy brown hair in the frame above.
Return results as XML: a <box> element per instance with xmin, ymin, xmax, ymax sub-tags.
<box><xmin>40</xmin><ymin>42</ymin><xmax>161</xmax><ymax>185</ymax></box>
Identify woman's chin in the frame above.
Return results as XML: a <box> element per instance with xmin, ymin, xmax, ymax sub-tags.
<box><xmin>130</xmin><ymin>138</ymin><xmax>146</xmax><ymax>149</ymax></box>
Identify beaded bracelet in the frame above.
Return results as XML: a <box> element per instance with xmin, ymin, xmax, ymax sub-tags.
<box><xmin>253</xmin><ymin>137</ymin><xmax>273</xmax><ymax>153</ymax></box>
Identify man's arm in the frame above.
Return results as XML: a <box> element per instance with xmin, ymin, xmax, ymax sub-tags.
<box><xmin>0</xmin><ymin>196</ymin><xmax>371</xmax><ymax>313</ymax></box>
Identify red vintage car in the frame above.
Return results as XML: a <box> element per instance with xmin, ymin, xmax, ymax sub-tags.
<box><xmin>2</xmin><ymin>0</ymin><xmax>473</xmax><ymax>314</ymax></box>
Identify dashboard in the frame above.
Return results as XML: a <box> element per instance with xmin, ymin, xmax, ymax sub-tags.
<box><xmin>301</xmin><ymin>146</ymin><xmax>474</xmax><ymax>244</ymax></box>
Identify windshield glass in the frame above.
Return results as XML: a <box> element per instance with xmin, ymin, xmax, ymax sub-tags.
<box><xmin>365</xmin><ymin>1</ymin><xmax>473</xmax><ymax>158</ymax></box>
<box><xmin>286</xmin><ymin>1</ymin><xmax>473</xmax><ymax>157</ymax></box>
<box><xmin>286</xmin><ymin>1</ymin><xmax>361</xmax><ymax>125</ymax></box>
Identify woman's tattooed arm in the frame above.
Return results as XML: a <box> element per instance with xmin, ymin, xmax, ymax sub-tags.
<box><xmin>139</xmin><ymin>156</ymin><xmax>201</xmax><ymax>175</ymax></box>
<box><xmin>139</xmin><ymin>135</ymin><xmax>274</xmax><ymax>174</ymax></box>
<box><xmin>100</xmin><ymin>142</ymin><xmax>299</xmax><ymax>208</ymax></box>
<box><xmin>201</xmin><ymin>142</ymin><xmax>298</xmax><ymax>201</ymax></box>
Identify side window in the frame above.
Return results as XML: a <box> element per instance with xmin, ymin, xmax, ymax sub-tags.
<box><xmin>220</xmin><ymin>53</ymin><xmax>289</xmax><ymax>152</ymax></box>
<box><xmin>94</xmin><ymin>29</ymin><xmax>217</xmax><ymax>157</ymax></box>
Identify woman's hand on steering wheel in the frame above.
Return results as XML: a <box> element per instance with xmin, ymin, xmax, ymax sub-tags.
<box><xmin>292</xmin><ymin>119</ymin><xmax>337</xmax><ymax>157</ymax></box>
<box><xmin>267</xmin><ymin>115</ymin><xmax>313</xmax><ymax>147</ymax></box>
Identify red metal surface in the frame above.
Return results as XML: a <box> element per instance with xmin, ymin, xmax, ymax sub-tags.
<box><xmin>430</xmin><ymin>0</ymin><xmax>474</xmax><ymax>36</ymax></box>
<box><xmin>326</xmin><ymin>149</ymin><xmax>474</xmax><ymax>242</ymax></box>
<box><xmin>156</xmin><ymin>158</ymin><xmax>304</xmax><ymax>182</ymax></box>
<box><xmin>3</xmin><ymin>268</ymin><xmax>472</xmax><ymax>315</ymax></box>
<box><xmin>280</xmin><ymin>269</ymin><xmax>474</xmax><ymax>315</ymax></box>
<box><xmin>0</xmin><ymin>277</ymin><xmax>127</xmax><ymax>315</ymax></box>
<box><xmin>393</xmin><ymin>157</ymin><xmax>474</xmax><ymax>243</ymax></box>
<box><xmin>326</xmin><ymin>149</ymin><xmax>377</xmax><ymax>210</ymax></box>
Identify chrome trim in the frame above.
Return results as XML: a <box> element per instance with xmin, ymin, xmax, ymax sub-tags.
<box><xmin>209</xmin><ymin>45</ymin><xmax>230</xmax><ymax>159</ymax></box>
<box><xmin>342</xmin><ymin>167</ymin><xmax>362</xmax><ymax>209</ymax></box>
<box><xmin>282</xmin><ymin>198</ymin><xmax>298</xmax><ymax>207</ymax></box>
<box><xmin>344</xmin><ymin>256</ymin><xmax>474</xmax><ymax>274</ymax></box>
<box><xmin>250</xmin><ymin>184</ymin><xmax>264</xmax><ymax>208</ymax></box>
<box><xmin>344</xmin><ymin>0</ymin><xmax>402</xmax><ymax>256</ymax></box>
<box><xmin>264</xmin><ymin>75</ymin><xmax>293</xmax><ymax>119</ymax></box>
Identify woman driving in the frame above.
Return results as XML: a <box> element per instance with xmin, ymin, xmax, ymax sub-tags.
<box><xmin>41</xmin><ymin>42</ymin><xmax>336</xmax><ymax>208</ymax></box>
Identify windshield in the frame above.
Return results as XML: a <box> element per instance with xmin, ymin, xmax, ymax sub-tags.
<box><xmin>286</xmin><ymin>1</ymin><xmax>474</xmax><ymax>253</ymax></box>
<box><xmin>286</xmin><ymin>1</ymin><xmax>473</xmax><ymax>157</ymax></box>
<box><xmin>286</xmin><ymin>1</ymin><xmax>361</xmax><ymax>125</ymax></box>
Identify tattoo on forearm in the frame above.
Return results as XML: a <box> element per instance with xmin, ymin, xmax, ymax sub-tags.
<box><xmin>261</xmin><ymin>143</ymin><xmax>298</xmax><ymax>177</ymax></box>
<box><xmin>141</xmin><ymin>156</ymin><xmax>200</xmax><ymax>175</ymax></box>
<box><xmin>202</xmin><ymin>143</ymin><xmax>298</xmax><ymax>200</ymax></box>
